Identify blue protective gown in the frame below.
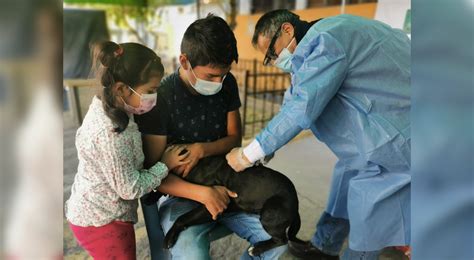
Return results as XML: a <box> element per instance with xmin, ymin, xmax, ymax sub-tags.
<box><xmin>255</xmin><ymin>15</ymin><xmax>411</xmax><ymax>251</ymax></box>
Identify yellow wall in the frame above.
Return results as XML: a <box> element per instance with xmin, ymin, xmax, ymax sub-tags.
<box><xmin>234</xmin><ymin>3</ymin><xmax>377</xmax><ymax>61</ymax></box>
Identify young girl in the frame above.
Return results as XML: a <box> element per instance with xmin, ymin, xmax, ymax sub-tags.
<box><xmin>65</xmin><ymin>41</ymin><xmax>189</xmax><ymax>259</ymax></box>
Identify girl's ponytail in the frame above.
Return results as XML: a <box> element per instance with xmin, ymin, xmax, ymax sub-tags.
<box><xmin>91</xmin><ymin>41</ymin><xmax>164</xmax><ymax>133</ymax></box>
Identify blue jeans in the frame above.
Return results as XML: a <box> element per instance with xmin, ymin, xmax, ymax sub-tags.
<box><xmin>311</xmin><ymin>211</ymin><xmax>381</xmax><ymax>260</ymax></box>
<box><xmin>159</xmin><ymin>197</ymin><xmax>287</xmax><ymax>260</ymax></box>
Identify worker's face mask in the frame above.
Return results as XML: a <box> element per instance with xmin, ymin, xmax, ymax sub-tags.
<box><xmin>274</xmin><ymin>37</ymin><xmax>295</xmax><ymax>73</ymax></box>
<box><xmin>121</xmin><ymin>86</ymin><xmax>157</xmax><ymax>115</ymax></box>
<box><xmin>187</xmin><ymin>61</ymin><xmax>226</xmax><ymax>96</ymax></box>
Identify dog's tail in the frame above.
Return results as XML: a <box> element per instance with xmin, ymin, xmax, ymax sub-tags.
<box><xmin>287</xmin><ymin>211</ymin><xmax>304</xmax><ymax>243</ymax></box>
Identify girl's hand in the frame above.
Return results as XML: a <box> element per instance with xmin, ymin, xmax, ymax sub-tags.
<box><xmin>198</xmin><ymin>186</ymin><xmax>238</xmax><ymax>220</ymax></box>
<box><xmin>161</xmin><ymin>145</ymin><xmax>190</xmax><ymax>170</ymax></box>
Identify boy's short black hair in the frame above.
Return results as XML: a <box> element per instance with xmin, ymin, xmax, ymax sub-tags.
<box><xmin>181</xmin><ymin>14</ymin><xmax>238</xmax><ymax>68</ymax></box>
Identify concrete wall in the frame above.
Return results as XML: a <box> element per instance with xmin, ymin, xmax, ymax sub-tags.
<box><xmin>233</xmin><ymin>3</ymin><xmax>377</xmax><ymax>61</ymax></box>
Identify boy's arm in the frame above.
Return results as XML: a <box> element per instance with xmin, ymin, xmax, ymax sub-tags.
<box><xmin>157</xmin><ymin>174</ymin><xmax>237</xmax><ymax>220</ymax></box>
<box><xmin>142</xmin><ymin>134</ymin><xmax>237</xmax><ymax>220</ymax></box>
<box><xmin>178</xmin><ymin>109</ymin><xmax>242</xmax><ymax>176</ymax></box>
<box><xmin>142</xmin><ymin>134</ymin><xmax>167</xmax><ymax>169</ymax></box>
<box><xmin>201</xmin><ymin>109</ymin><xmax>242</xmax><ymax>156</ymax></box>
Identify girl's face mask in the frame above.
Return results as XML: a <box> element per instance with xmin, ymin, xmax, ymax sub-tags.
<box><xmin>121</xmin><ymin>86</ymin><xmax>157</xmax><ymax>115</ymax></box>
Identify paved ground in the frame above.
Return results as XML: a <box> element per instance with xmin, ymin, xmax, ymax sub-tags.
<box><xmin>63</xmin><ymin>126</ymin><xmax>406</xmax><ymax>259</ymax></box>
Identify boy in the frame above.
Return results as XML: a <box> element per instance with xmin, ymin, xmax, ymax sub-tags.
<box><xmin>136</xmin><ymin>15</ymin><xmax>286</xmax><ymax>259</ymax></box>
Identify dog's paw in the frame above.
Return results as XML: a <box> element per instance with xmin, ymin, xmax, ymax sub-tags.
<box><xmin>248</xmin><ymin>245</ymin><xmax>267</xmax><ymax>256</ymax></box>
<box><xmin>248</xmin><ymin>246</ymin><xmax>255</xmax><ymax>256</ymax></box>
<box><xmin>163</xmin><ymin>231</ymin><xmax>179</xmax><ymax>249</ymax></box>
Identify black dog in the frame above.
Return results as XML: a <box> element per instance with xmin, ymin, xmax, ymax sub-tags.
<box><xmin>162</xmin><ymin>155</ymin><xmax>302</xmax><ymax>256</ymax></box>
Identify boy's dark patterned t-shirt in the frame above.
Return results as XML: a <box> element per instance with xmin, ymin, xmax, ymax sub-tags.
<box><xmin>135</xmin><ymin>70</ymin><xmax>241</xmax><ymax>144</ymax></box>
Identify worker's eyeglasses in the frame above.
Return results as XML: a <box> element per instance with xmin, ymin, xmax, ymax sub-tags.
<box><xmin>263</xmin><ymin>30</ymin><xmax>281</xmax><ymax>66</ymax></box>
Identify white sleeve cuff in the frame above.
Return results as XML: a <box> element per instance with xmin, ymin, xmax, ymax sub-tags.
<box><xmin>243</xmin><ymin>139</ymin><xmax>266</xmax><ymax>164</ymax></box>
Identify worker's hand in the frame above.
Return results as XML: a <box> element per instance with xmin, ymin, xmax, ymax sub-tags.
<box><xmin>226</xmin><ymin>147</ymin><xmax>253</xmax><ymax>172</ymax></box>
<box><xmin>198</xmin><ymin>186</ymin><xmax>238</xmax><ymax>220</ymax></box>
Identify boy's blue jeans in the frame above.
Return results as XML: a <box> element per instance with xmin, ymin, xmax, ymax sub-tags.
<box><xmin>312</xmin><ymin>211</ymin><xmax>382</xmax><ymax>260</ymax></box>
<box><xmin>142</xmin><ymin>199</ymin><xmax>380</xmax><ymax>260</ymax></box>
<box><xmin>145</xmin><ymin>197</ymin><xmax>286</xmax><ymax>260</ymax></box>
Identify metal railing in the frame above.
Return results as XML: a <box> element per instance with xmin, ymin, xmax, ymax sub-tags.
<box><xmin>232</xmin><ymin>59</ymin><xmax>291</xmax><ymax>139</ymax></box>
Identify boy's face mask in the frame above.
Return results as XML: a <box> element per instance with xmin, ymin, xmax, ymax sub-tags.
<box><xmin>274</xmin><ymin>37</ymin><xmax>295</xmax><ymax>73</ymax></box>
<box><xmin>187</xmin><ymin>61</ymin><xmax>226</xmax><ymax>96</ymax></box>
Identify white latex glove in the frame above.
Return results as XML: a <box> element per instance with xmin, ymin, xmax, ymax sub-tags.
<box><xmin>225</xmin><ymin>147</ymin><xmax>253</xmax><ymax>172</ymax></box>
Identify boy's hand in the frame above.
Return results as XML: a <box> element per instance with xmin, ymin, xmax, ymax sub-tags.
<box><xmin>198</xmin><ymin>186</ymin><xmax>238</xmax><ymax>220</ymax></box>
<box><xmin>173</xmin><ymin>164</ymin><xmax>187</xmax><ymax>176</ymax></box>
<box><xmin>179</xmin><ymin>143</ymin><xmax>204</xmax><ymax>178</ymax></box>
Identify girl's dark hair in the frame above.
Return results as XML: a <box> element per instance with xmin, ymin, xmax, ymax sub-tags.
<box><xmin>92</xmin><ymin>41</ymin><xmax>164</xmax><ymax>133</ymax></box>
